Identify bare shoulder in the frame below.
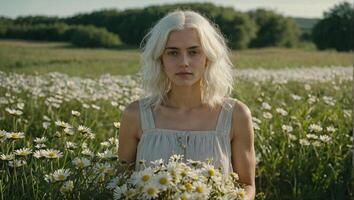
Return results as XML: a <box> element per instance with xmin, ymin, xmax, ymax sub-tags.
<box><xmin>120</xmin><ymin>100</ymin><xmax>141</xmax><ymax>138</ymax></box>
<box><xmin>122</xmin><ymin>100</ymin><xmax>140</xmax><ymax>120</ymax></box>
<box><xmin>229</xmin><ymin>98</ymin><xmax>252</xmax><ymax>120</ymax></box>
<box><xmin>228</xmin><ymin>98</ymin><xmax>253</xmax><ymax>140</ymax></box>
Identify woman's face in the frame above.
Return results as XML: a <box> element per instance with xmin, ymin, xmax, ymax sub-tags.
<box><xmin>161</xmin><ymin>28</ymin><xmax>208</xmax><ymax>87</ymax></box>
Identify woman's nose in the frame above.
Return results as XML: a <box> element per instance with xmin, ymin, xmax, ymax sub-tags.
<box><xmin>180</xmin><ymin>53</ymin><xmax>190</xmax><ymax>67</ymax></box>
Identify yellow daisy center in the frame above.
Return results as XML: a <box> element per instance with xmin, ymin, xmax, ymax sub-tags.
<box><xmin>141</xmin><ymin>174</ymin><xmax>150</xmax><ymax>182</ymax></box>
<box><xmin>184</xmin><ymin>182</ymin><xmax>193</xmax><ymax>191</ymax></box>
<box><xmin>196</xmin><ymin>186</ymin><xmax>203</xmax><ymax>193</ymax></box>
<box><xmin>208</xmin><ymin>169</ymin><xmax>215</xmax><ymax>176</ymax></box>
<box><xmin>147</xmin><ymin>187</ymin><xmax>156</xmax><ymax>195</ymax></box>
<box><xmin>159</xmin><ymin>177</ymin><xmax>168</xmax><ymax>185</ymax></box>
<box><xmin>58</xmin><ymin>175</ymin><xmax>65</xmax><ymax>181</ymax></box>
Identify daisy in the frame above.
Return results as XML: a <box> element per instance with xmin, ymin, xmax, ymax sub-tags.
<box><xmin>5</xmin><ymin>108</ymin><xmax>23</xmax><ymax>116</ymax></box>
<box><xmin>82</xmin><ymin>103</ymin><xmax>90</xmax><ymax>109</ymax></box>
<box><xmin>34</xmin><ymin>136</ymin><xmax>47</xmax><ymax>143</ymax></box>
<box><xmin>175</xmin><ymin>191</ymin><xmax>192</xmax><ymax>200</ymax></box>
<box><xmin>131</xmin><ymin>167</ymin><xmax>154</xmax><ymax>186</ymax></box>
<box><xmin>252</xmin><ymin>117</ymin><xmax>261</xmax><ymax>124</ymax></box>
<box><xmin>308</xmin><ymin>124</ymin><xmax>323</xmax><ymax>133</ymax></box>
<box><xmin>326</xmin><ymin>126</ymin><xmax>336</xmax><ymax>133</ymax></box>
<box><xmin>261</xmin><ymin>102</ymin><xmax>272</xmax><ymax>110</ymax></box>
<box><xmin>72</xmin><ymin>157</ymin><xmax>91</xmax><ymax>169</ymax></box>
<box><xmin>319</xmin><ymin>135</ymin><xmax>331</xmax><ymax>143</ymax></box>
<box><xmin>306</xmin><ymin>134</ymin><xmax>319</xmax><ymax>140</ymax></box>
<box><xmin>45</xmin><ymin>168</ymin><xmax>71</xmax><ymax>182</ymax></box>
<box><xmin>63</xmin><ymin>128</ymin><xmax>74</xmax><ymax>136</ymax></box>
<box><xmin>153</xmin><ymin>171</ymin><xmax>172</xmax><ymax>190</ymax></box>
<box><xmin>106</xmin><ymin>177</ymin><xmax>119</xmax><ymax>190</ymax></box>
<box><xmin>6</xmin><ymin>132</ymin><xmax>25</xmax><ymax>140</ymax></box>
<box><xmin>142</xmin><ymin>183</ymin><xmax>159</xmax><ymax>199</ymax></box>
<box><xmin>35</xmin><ymin>144</ymin><xmax>47</xmax><ymax>149</ymax></box>
<box><xmin>81</xmin><ymin>148</ymin><xmax>95</xmax><ymax>157</ymax></box>
<box><xmin>42</xmin><ymin>149</ymin><xmax>63</xmax><ymax>159</ymax></box>
<box><xmin>100</xmin><ymin>141</ymin><xmax>110</xmax><ymax>147</ymax></box>
<box><xmin>43</xmin><ymin>115</ymin><xmax>51</xmax><ymax>121</ymax></box>
<box><xmin>55</xmin><ymin>120</ymin><xmax>72</xmax><ymax>129</ymax></box>
<box><xmin>0</xmin><ymin>153</ymin><xmax>15</xmax><ymax>161</ymax></box>
<box><xmin>9</xmin><ymin>159</ymin><xmax>27</xmax><ymax>168</ymax></box>
<box><xmin>113</xmin><ymin>185</ymin><xmax>124</xmax><ymax>200</ymax></box>
<box><xmin>17</xmin><ymin>102</ymin><xmax>25</xmax><ymax>110</ymax></box>
<box><xmin>97</xmin><ymin>149</ymin><xmax>117</xmax><ymax>160</ymax></box>
<box><xmin>113</xmin><ymin>122</ymin><xmax>121</xmax><ymax>129</ymax></box>
<box><xmin>291</xmin><ymin>94</ymin><xmax>302</xmax><ymax>100</ymax></box>
<box><xmin>65</xmin><ymin>141</ymin><xmax>77</xmax><ymax>150</ymax></box>
<box><xmin>299</xmin><ymin>139</ymin><xmax>310</xmax><ymax>146</ymax></box>
<box><xmin>33</xmin><ymin>149</ymin><xmax>46</xmax><ymax>158</ymax></box>
<box><xmin>94</xmin><ymin>162</ymin><xmax>115</xmax><ymax>176</ymax></box>
<box><xmin>77</xmin><ymin>125</ymin><xmax>92</xmax><ymax>135</ymax></box>
<box><xmin>111</xmin><ymin>101</ymin><xmax>118</xmax><ymax>107</ymax></box>
<box><xmin>282</xmin><ymin>125</ymin><xmax>293</xmax><ymax>133</ymax></box>
<box><xmin>276</xmin><ymin>108</ymin><xmax>288</xmax><ymax>116</ymax></box>
<box><xmin>108</xmin><ymin>137</ymin><xmax>119</xmax><ymax>146</ymax></box>
<box><xmin>42</xmin><ymin>122</ymin><xmax>50</xmax><ymax>129</ymax></box>
<box><xmin>262</xmin><ymin>112</ymin><xmax>273</xmax><ymax>119</ymax></box>
<box><xmin>60</xmin><ymin>180</ymin><xmax>74</xmax><ymax>193</ymax></box>
<box><xmin>14</xmin><ymin>148</ymin><xmax>32</xmax><ymax>156</ymax></box>
<box><xmin>91</xmin><ymin>104</ymin><xmax>100</xmax><ymax>110</ymax></box>
<box><xmin>288</xmin><ymin>134</ymin><xmax>297</xmax><ymax>141</ymax></box>
<box><xmin>71</xmin><ymin>110</ymin><xmax>81</xmax><ymax>117</ymax></box>
<box><xmin>193</xmin><ymin>181</ymin><xmax>211</xmax><ymax>198</ymax></box>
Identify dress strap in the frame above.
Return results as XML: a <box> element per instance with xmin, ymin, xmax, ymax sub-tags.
<box><xmin>138</xmin><ymin>97</ymin><xmax>156</xmax><ymax>131</ymax></box>
<box><xmin>216</xmin><ymin>98</ymin><xmax>236</xmax><ymax>134</ymax></box>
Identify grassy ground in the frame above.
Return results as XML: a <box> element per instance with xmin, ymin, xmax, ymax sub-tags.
<box><xmin>0</xmin><ymin>39</ymin><xmax>353</xmax><ymax>77</ymax></box>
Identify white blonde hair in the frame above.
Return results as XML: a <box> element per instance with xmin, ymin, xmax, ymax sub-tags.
<box><xmin>139</xmin><ymin>10</ymin><xmax>235</xmax><ymax>108</ymax></box>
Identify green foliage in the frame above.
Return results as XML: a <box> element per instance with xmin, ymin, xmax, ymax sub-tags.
<box><xmin>312</xmin><ymin>2</ymin><xmax>354</xmax><ymax>51</ymax></box>
<box><xmin>70</xmin><ymin>25</ymin><xmax>121</xmax><ymax>48</ymax></box>
<box><xmin>0</xmin><ymin>23</ymin><xmax>121</xmax><ymax>48</ymax></box>
<box><xmin>13</xmin><ymin>15</ymin><xmax>62</xmax><ymax>25</ymax></box>
<box><xmin>64</xmin><ymin>3</ymin><xmax>259</xmax><ymax>49</ymax></box>
<box><xmin>0</xmin><ymin>3</ymin><xmax>311</xmax><ymax>50</ymax></box>
<box><xmin>3</xmin><ymin>23</ymin><xmax>70</xmax><ymax>41</ymax></box>
<box><xmin>215</xmin><ymin>9</ymin><xmax>257</xmax><ymax>49</ymax></box>
<box><xmin>248</xmin><ymin>9</ymin><xmax>301</xmax><ymax>48</ymax></box>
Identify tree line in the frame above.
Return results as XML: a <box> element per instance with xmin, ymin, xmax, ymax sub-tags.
<box><xmin>0</xmin><ymin>2</ymin><xmax>352</xmax><ymax>51</ymax></box>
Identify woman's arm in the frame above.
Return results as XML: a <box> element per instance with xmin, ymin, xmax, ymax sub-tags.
<box><xmin>117</xmin><ymin>101</ymin><xmax>140</xmax><ymax>168</ymax></box>
<box><xmin>230</xmin><ymin>100</ymin><xmax>256</xmax><ymax>200</ymax></box>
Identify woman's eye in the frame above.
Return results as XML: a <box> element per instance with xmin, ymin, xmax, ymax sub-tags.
<box><xmin>167</xmin><ymin>51</ymin><xmax>178</xmax><ymax>56</ymax></box>
<box><xmin>189</xmin><ymin>50</ymin><xmax>198</xmax><ymax>55</ymax></box>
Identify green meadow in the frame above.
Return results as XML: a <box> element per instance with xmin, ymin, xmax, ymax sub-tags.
<box><xmin>0</xmin><ymin>39</ymin><xmax>352</xmax><ymax>77</ymax></box>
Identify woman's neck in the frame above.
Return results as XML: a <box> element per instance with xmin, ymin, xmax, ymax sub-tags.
<box><xmin>163</xmin><ymin>83</ymin><xmax>204</xmax><ymax>110</ymax></box>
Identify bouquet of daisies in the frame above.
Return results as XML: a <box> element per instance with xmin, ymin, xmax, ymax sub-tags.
<box><xmin>107</xmin><ymin>154</ymin><xmax>245</xmax><ymax>200</ymax></box>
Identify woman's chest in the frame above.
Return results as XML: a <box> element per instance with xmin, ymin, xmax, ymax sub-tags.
<box><xmin>152</xmin><ymin>106</ymin><xmax>222</xmax><ymax>131</ymax></box>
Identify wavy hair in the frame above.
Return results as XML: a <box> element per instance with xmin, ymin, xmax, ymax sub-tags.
<box><xmin>139</xmin><ymin>10</ymin><xmax>235</xmax><ymax>108</ymax></box>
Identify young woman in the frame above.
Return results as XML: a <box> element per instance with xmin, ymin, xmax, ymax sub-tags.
<box><xmin>118</xmin><ymin>10</ymin><xmax>256</xmax><ymax>199</ymax></box>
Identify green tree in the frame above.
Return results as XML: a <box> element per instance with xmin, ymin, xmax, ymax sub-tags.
<box><xmin>312</xmin><ymin>2</ymin><xmax>354</xmax><ymax>51</ymax></box>
<box><xmin>70</xmin><ymin>25</ymin><xmax>121</xmax><ymax>48</ymax></box>
<box><xmin>215</xmin><ymin>9</ymin><xmax>257</xmax><ymax>49</ymax></box>
<box><xmin>248</xmin><ymin>9</ymin><xmax>300</xmax><ymax>48</ymax></box>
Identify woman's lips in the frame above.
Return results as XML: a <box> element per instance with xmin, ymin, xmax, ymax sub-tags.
<box><xmin>175</xmin><ymin>72</ymin><xmax>193</xmax><ymax>75</ymax></box>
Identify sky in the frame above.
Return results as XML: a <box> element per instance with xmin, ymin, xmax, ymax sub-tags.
<box><xmin>0</xmin><ymin>0</ymin><xmax>349</xmax><ymax>19</ymax></box>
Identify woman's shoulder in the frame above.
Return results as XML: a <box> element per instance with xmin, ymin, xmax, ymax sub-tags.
<box><xmin>121</xmin><ymin>100</ymin><xmax>141</xmax><ymax>125</ymax></box>
<box><xmin>228</xmin><ymin>98</ymin><xmax>252</xmax><ymax>120</ymax></box>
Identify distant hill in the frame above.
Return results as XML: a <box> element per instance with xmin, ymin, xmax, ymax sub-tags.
<box><xmin>292</xmin><ymin>17</ymin><xmax>320</xmax><ymax>33</ymax></box>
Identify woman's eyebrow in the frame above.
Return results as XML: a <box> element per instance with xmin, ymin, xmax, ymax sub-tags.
<box><xmin>165</xmin><ymin>45</ymin><xmax>200</xmax><ymax>50</ymax></box>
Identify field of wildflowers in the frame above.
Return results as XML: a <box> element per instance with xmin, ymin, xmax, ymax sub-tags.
<box><xmin>0</xmin><ymin>66</ymin><xmax>352</xmax><ymax>199</ymax></box>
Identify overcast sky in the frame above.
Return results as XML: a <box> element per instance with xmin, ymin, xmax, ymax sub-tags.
<box><xmin>0</xmin><ymin>0</ymin><xmax>349</xmax><ymax>19</ymax></box>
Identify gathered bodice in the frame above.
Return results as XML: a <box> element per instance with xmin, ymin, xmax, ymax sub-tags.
<box><xmin>135</xmin><ymin>97</ymin><xmax>236</xmax><ymax>175</ymax></box>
